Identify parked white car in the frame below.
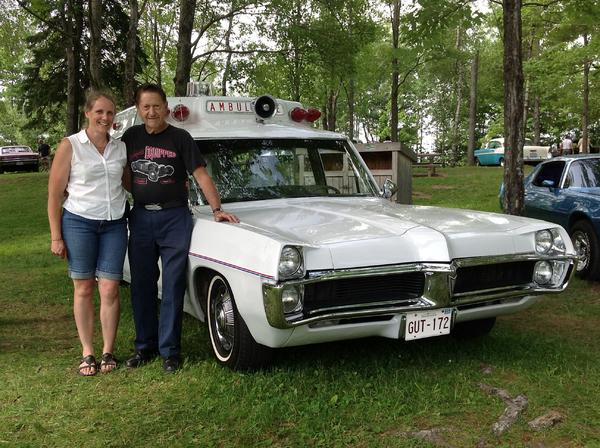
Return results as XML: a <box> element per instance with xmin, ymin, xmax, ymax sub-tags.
<box><xmin>116</xmin><ymin>88</ymin><xmax>577</xmax><ymax>370</ymax></box>
<box><xmin>475</xmin><ymin>137</ymin><xmax>552</xmax><ymax>166</ymax></box>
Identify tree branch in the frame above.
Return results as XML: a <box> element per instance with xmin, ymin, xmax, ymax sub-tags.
<box><xmin>522</xmin><ymin>0</ymin><xmax>563</xmax><ymax>7</ymax></box>
<box><xmin>16</xmin><ymin>0</ymin><xmax>70</xmax><ymax>38</ymax></box>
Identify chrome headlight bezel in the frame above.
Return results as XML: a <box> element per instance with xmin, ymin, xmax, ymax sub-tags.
<box><xmin>535</xmin><ymin>228</ymin><xmax>567</xmax><ymax>256</ymax></box>
<box><xmin>281</xmin><ymin>284</ymin><xmax>304</xmax><ymax>314</ymax></box>
<box><xmin>278</xmin><ymin>245</ymin><xmax>304</xmax><ymax>280</ymax></box>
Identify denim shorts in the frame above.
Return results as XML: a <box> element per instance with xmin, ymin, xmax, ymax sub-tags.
<box><xmin>61</xmin><ymin>209</ymin><xmax>128</xmax><ymax>280</ymax></box>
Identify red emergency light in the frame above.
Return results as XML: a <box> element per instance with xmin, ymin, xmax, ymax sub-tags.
<box><xmin>305</xmin><ymin>108</ymin><xmax>321</xmax><ymax>122</ymax></box>
<box><xmin>172</xmin><ymin>104</ymin><xmax>190</xmax><ymax>122</ymax></box>
<box><xmin>290</xmin><ymin>107</ymin><xmax>321</xmax><ymax>123</ymax></box>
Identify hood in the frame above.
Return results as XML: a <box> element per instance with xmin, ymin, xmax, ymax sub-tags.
<box><xmin>226</xmin><ymin>198</ymin><xmax>545</xmax><ymax>268</ymax></box>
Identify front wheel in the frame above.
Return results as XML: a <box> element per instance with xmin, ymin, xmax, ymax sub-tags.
<box><xmin>570</xmin><ymin>220</ymin><xmax>600</xmax><ymax>280</ymax></box>
<box><xmin>452</xmin><ymin>317</ymin><xmax>496</xmax><ymax>338</ymax></box>
<box><xmin>475</xmin><ymin>158</ymin><xmax>481</xmax><ymax>166</ymax></box>
<box><xmin>207</xmin><ymin>274</ymin><xmax>272</xmax><ymax>370</ymax></box>
<box><xmin>499</xmin><ymin>158</ymin><xmax>505</xmax><ymax>167</ymax></box>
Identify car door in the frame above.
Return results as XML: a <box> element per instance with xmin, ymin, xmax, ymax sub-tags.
<box><xmin>524</xmin><ymin>160</ymin><xmax>569</xmax><ymax>225</ymax></box>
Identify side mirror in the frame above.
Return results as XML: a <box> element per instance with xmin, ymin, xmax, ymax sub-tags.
<box><xmin>382</xmin><ymin>178</ymin><xmax>398</xmax><ymax>199</ymax></box>
<box><xmin>541</xmin><ymin>179</ymin><xmax>555</xmax><ymax>188</ymax></box>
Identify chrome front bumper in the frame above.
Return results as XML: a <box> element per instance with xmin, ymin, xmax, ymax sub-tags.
<box><xmin>263</xmin><ymin>254</ymin><xmax>576</xmax><ymax>330</ymax></box>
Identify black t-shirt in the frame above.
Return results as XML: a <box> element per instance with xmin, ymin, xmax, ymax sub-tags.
<box><xmin>122</xmin><ymin>124</ymin><xmax>206</xmax><ymax>205</ymax></box>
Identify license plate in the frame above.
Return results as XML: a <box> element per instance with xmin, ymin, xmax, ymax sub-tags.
<box><xmin>404</xmin><ymin>308</ymin><xmax>452</xmax><ymax>340</ymax></box>
<box><xmin>16</xmin><ymin>161</ymin><xmax>24</xmax><ymax>165</ymax></box>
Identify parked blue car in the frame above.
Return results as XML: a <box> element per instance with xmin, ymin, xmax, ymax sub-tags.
<box><xmin>514</xmin><ymin>154</ymin><xmax>600</xmax><ymax>280</ymax></box>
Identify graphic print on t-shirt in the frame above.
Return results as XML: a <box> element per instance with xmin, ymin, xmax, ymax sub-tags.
<box><xmin>131</xmin><ymin>145</ymin><xmax>176</xmax><ymax>182</ymax></box>
<box><xmin>131</xmin><ymin>159</ymin><xmax>174</xmax><ymax>182</ymax></box>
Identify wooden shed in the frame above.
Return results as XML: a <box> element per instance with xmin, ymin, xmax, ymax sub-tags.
<box><xmin>355</xmin><ymin>142</ymin><xmax>417</xmax><ymax>204</ymax></box>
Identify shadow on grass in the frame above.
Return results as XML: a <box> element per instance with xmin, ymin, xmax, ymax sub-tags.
<box><xmin>177</xmin><ymin>312</ymin><xmax>591</xmax><ymax>376</ymax></box>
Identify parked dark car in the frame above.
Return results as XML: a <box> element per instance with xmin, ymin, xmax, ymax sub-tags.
<box><xmin>0</xmin><ymin>145</ymin><xmax>39</xmax><ymax>173</ymax></box>
<box><xmin>519</xmin><ymin>154</ymin><xmax>600</xmax><ymax>280</ymax></box>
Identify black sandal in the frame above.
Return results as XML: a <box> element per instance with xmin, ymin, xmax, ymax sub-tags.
<box><xmin>78</xmin><ymin>355</ymin><xmax>97</xmax><ymax>376</ymax></box>
<box><xmin>100</xmin><ymin>353</ymin><xmax>118</xmax><ymax>373</ymax></box>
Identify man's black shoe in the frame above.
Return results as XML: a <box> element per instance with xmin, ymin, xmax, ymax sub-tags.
<box><xmin>163</xmin><ymin>356</ymin><xmax>181</xmax><ymax>373</ymax></box>
<box><xmin>126</xmin><ymin>350</ymin><xmax>157</xmax><ymax>369</ymax></box>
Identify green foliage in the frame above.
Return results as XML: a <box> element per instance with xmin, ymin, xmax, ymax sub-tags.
<box><xmin>19</xmin><ymin>0</ymin><xmax>134</xmax><ymax>131</ymax></box>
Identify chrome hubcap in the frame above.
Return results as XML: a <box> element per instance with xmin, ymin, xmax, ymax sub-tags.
<box><xmin>573</xmin><ymin>231</ymin><xmax>590</xmax><ymax>272</ymax></box>
<box><xmin>211</xmin><ymin>282</ymin><xmax>235</xmax><ymax>353</ymax></box>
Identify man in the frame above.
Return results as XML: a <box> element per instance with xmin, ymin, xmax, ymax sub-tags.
<box><xmin>577</xmin><ymin>137</ymin><xmax>589</xmax><ymax>154</ymax></box>
<box><xmin>37</xmin><ymin>138</ymin><xmax>51</xmax><ymax>170</ymax></box>
<box><xmin>37</xmin><ymin>138</ymin><xmax>50</xmax><ymax>157</ymax></box>
<box><xmin>561</xmin><ymin>134</ymin><xmax>573</xmax><ymax>155</ymax></box>
<box><xmin>122</xmin><ymin>83</ymin><xmax>239</xmax><ymax>373</ymax></box>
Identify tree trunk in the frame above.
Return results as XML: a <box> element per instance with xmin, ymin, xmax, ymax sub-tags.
<box><xmin>123</xmin><ymin>0</ymin><xmax>140</xmax><ymax>105</ymax></box>
<box><xmin>174</xmin><ymin>0</ymin><xmax>197</xmax><ymax>96</ymax></box>
<box><xmin>62</xmin><ymin>0</ymin><xmax>83</xmax><ymax>134</ymax></box>
<box><xmin>363</xmin><ymin>122</ymin><xmax>371</xmax><ymax>143</ymax></box>
<box><xmin>327</xmin><ymin>88</ymin><xmax>339</xmax><ymax>132</ymax></box>
<box><xmin>151</xmin><ymin>15</ymin><xmax>162</xmax><ymax>87</ymax></box>
<box><xmin>533</xmin><ymin>95</ymin><xmax>540</xmax><ymax>145</ymax></box>
<box><xmin>450</xmin><ymin>27</ymin><xmax>463</xmax><ymax>164</ymax></box>
<box><xmin>390</xmin><ymin>0</ymin><xmax>400</xmax><ymax>142</ymax></box>
<box><xmin>347</xmin><ymin>79</ymin><xmax>355</xmax><ymax>141</ymax></box>
<box><xmin>502</xmin><ymin>0</ymin><xmax>525</xmax><ymax>216</ymax></box>
<box><xmin>221</xmin><ymin>0</ymin><xmax>235</xmax><ymax>96</ymax></box>
<box><xmin>289</xmin><ymin>0</ymin><xmax>302</xmax><ymax>102</ymax></box>
<box><xmin>581</xmin><ymin>33</ymin><xmax>590</xmax><ymax>154</ymax></box>
<box><xmin>522</xmin><ymin>32</ymin><xmax>534</xmax><ymax>137</ymax></box>
<box><xmin>322</xmin><ymin>96</ymin><xmax>328</xmax><ymax>131</ymax></box>
<box><xmin>88</xmin><ymin>0</ymin><xmax>103</xmax><ymax>89</ymax></box>
<box><xmin>467</xmin><ymin>50</ymin><xmax>479</xmax><ymax>166</ymax></box>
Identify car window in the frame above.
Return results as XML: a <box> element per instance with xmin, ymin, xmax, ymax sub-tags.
<box><xmin>1</xmin><ymin>147</ymin><xmax>31</xmax><ymax>154</ymax></box>
<box><xmin>524</xmin><ymin>139</ymin><xmax>533</xmax><ymax>146</ymax></box>
<box><xmin>564</xmin><ymin>159</ymin><xmax>600</xmax><ymax>188</ymax></box>
<box><xmin>532</xmin><ymin>161</ymin><xmax>566</xmax><ymax>187</ymax></box>
<box><xmin>488</xmin><ymin>141</ymin><xmax>501</xmax><ymax>149</ymax></box>
<box><xmin>198</xmin><ymin>139</ymin><xmax>377</xmax><ymax>203</ymax></box>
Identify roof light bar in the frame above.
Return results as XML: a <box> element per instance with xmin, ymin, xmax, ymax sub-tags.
<box><xmin>305</xmin><ymin>108</ymin><xmax>321</xmax><ymax>122</ymax></box>
<box><xmin>290</xmin><ymin>107</ymin><xmax>321</xmax><ymax>123</ymax></box>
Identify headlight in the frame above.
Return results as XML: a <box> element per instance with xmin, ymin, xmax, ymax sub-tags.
<box><xmin>533</xmin><ymin>260</ymin><xmax>571</xmax><ymax>287</ymax></box>
<box><xmin>278</xmin><ymin>246</ymin><xmax>303</xmax><ymax>278</ymax></box>
<box><xmin>535</xmin><ymin>229</ymin><xmax>566</xmax><ymax>256</ymax></box>
<box><xmin>281</xmin><ymin>285</ymin><xmax>304</xmax><ymax>314</ymax></box>
<box><xmin>533</xmin><ymin>260</ymin><xmax>553</xmax><ymax>285</ymax></box>
<box><xmin>535</xmin><ymin>230</ymin><xmax>553</xmax><ymax>254</ymax></box>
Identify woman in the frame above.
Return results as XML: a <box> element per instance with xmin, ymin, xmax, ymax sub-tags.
<box><xmin>48</xmin><ymin>91</ymin><xmax>128</xmax><ymax>376</ymax></box>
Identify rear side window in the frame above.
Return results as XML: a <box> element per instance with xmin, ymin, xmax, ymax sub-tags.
<box><xmin>564</xmin><ymin>159</ymin><xmax>600</xmax><ymax>188</ymax></box>
<box><xmin>532</xmin><ymin>161</ymin><xmax>566</xmax><ymax>187</ymax></box>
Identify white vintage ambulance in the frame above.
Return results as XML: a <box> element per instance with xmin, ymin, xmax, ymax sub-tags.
<box><xmin>114</xmin><ymin>83</ymin><xmax>577</xmax><ymax>371</ymax></box>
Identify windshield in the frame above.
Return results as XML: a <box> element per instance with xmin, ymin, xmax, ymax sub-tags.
<box><xmin>194</xmin><ymin>138</ymin><xmax>378</xmax><ymax>203</ymax></box>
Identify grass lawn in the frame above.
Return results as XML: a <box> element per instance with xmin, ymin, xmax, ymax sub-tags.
<box><xmin>1</xmin><ymin>167</ymin><xmax>599</xmax><ymax>447</ymax></box>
